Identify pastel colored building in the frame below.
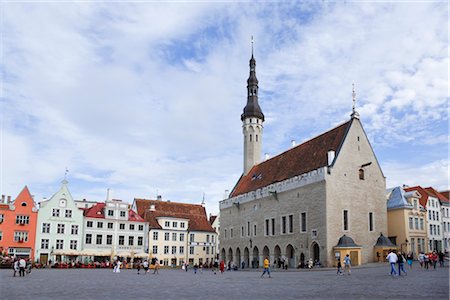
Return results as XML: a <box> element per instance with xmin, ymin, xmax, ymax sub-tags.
<box><xmin>386</xmin><ymin>186</ymin><xmax>427</xmax><ymax>257</ymax></box>
<box><xmin>0</xmin><ymin>187</ymin><xmax>38</xmax><ymax>259</ymax></box>
<box><xmin>133</xmin><ymin>199</ymin><xmax>217</xmax><ymax>267</ymax></box>
<box><xmin>439</xmin><ymin>190</ymin><xmax>450</xmax><ymax>254</ymax></box>
<box><xmin>82</xmin><ymin>199</ymin><xmax>147</xmax><ymax>263</ymax></box>
<box><xmin>34</xmin><ymin>180</ymin><xmax>84</xmax><ymax>264</ymax></box>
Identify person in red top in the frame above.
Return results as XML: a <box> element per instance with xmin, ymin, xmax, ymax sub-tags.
<box><xmin>219</xmin><ymin>260</ymin><xmax>225</xmax><ymax>274</ymax></box>
<box><xmin>430</xmin><ymin>251</ymin><xmax>438</xmax><ymax>269</ymax></box>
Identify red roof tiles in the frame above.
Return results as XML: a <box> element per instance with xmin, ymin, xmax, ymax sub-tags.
<box><xmin>425</xmin><ymin>187</ymin><xmax>450</xmax><ymax>204</ymax></box>
<box><xmin>404</xmin><ymin>186</ymin><xmax>429</xmax><ymax>208</ymax></box>
<box><xmin>83</xmin><ymin>202</ymin><xmax>144</xmax><ymax>222</ymax></box>
<box><xmin>134</xmin><ymin>199</ymin><xmax>215</xmax><ymax>233</ymax></box>
<box><xmin>230</xmin><ymin>120</ymin><xmax>352</xmax><ymax>197</ymax></box>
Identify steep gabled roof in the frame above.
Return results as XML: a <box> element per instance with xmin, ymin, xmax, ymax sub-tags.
<box><xmin>134</xmin><ymin>199</ymin><xmax>215</xmax><ymax>232</ymax></box>
<box><xmin>404</xmin><ymin>186</ymin><xmax>429</xmax><ymax>208</ymax></box>
<box><xmin>386</xmin><ymin>186</ymin><xmax>413</xmax><ymax>210</ymax></box>
<box><xmin>84</xmin><ymin>202</ymin><xmax>144</xmax><ymax>222</ymax></box>
<box><xmin>425</xmin><ymin>187</ymin><xmax>449</xmax><ymax>204</ymax></box>
<box><xmin>230</xmin><ymin>120</ymin><xmax>352</xmax><ymax>197</ymax></box>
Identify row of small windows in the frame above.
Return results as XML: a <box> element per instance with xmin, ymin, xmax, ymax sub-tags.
<box><xmin>86</xmin><ymin>221</ymin><xmax>144</xmax><ymax>231</ymax></box>
<box><xmin>223</xmin><ymin>211</ymin><xmax>374</xmax><ymax>238</ymax></box>
<box><xmin>428</xmin><ymin>210</ymin><xmax>440</xmax><ymax>221</ymax></box>
<box><xmin>42</xmin><ymin>223</ymin><xmax>79</xmax><ymax>235</ymax></box>
<box><xmin>408</xmin><ymin>217</ymin><xmax>425</xmax><ymax>231</ymax></box>
<box><xmin>163</xmin><ymin>221</ymin><xmax>186</xmax><ymax>229</ymax></box>
<box><xmin>40</xmin><ymin>239</ymin><xmax>77</xmax><ymax>250</ymax></box>
<box><xmin>152</xmin><ymin>245</ymin><xmax>215</xmax><ymax>255</ymax></box>
<box><xmin>247</xmin><ymin>134</ymin><xmax>259</xmax><ymax>142</ymax></box>
<box><xmin>52</xmin><ymin>208</ymin><xmax>72</xmax><ymax>218</ymax></box>
<box><xmin>85</xmin><ymin>234</ymin><xmax>143</xmax><ymax>246</ymax></box>
<box><xmin>429</xmin><ymin>224</ymin><xmax>441</xmax><ymax>236</ymax></box>
<box><xmin>107</xmin><ymin>210</ymin><xmax>127</xmax><ymax>218</ymax></box>
<box><xmin>443</xmin><ymin>222</ymin><xmax>450</xmax><ymax>232</ymax></box>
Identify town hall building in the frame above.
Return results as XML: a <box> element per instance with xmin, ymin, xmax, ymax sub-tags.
<box><xmin>219</xmin><ymin>50</ymin><xmax>390</xmax><ymax>268</ymax></box>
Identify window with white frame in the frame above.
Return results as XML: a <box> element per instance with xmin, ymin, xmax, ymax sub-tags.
<box><xmin>0</xmin><ymin>214</ymin><xmax>4</xmax><ymax>223</ymax></box>
<box><xmin>120</xmin><ymin>211</ymin><xmax>126</xmax><ymax>217</ymax></box>
<box><xmin>172</xmin><ymin>233</ymin><xmax>177</xmax><ymax>241</ymax></box>
<box><xmin>190</xmin><ymin>233</ymin><xmax>195</xmax><ymax>242</ymax></box>
<box><xmin>108</xmin><ymin>222</ymin><xmax>113</xmax><ymax>229</ymax></box>
<box><xmin>138</xmin><ymin>225</ymin><xmax>144</xmax><ymax>231</ymax></box>
<box><xmin>41</xmin><ymin>239</ymin><xmax>49</xmax><ymax>249</ymax></box>
<box><xmin>87</xmin><ymin>221</ymin><xmax>93</xmax><ymax>228</ymax></box>
<box><xmin>71</xmin><ymin>225</ymin><xmax>78</xmax><ymax>235</ymax></box>
<box><xmin>15</xmin><ymin>215</ymin><xmax>30</xmax><ymax>225</ymax></box>
<box><xmin>85</xmin><ymin>234</ymin><xmax>92</xmax><ymax>244</ymax></box>
<box><xmin>164</xmin><ymin>233</ymin><xmax>169</xmax><ymax>241</ymax></box>
<box><xmin>172</xmin><ymin>246</ymin><xmax>176</xmax><ymax>254</ymax></box>
<box><xmin>56</xmin><ymin>239</ymin><xmax>63</xmax><ymax>249</ymax></box>
<box><xmin>189</xmin><ymin>246</ymin><xmax>194</xmax><ymax>255</ymax></box>
<box><xmin>409</xmin><ymin>217</ymin><xmax>414</xmax><ymax>230</ymax></box>
<box><xmin>42</xmin><ymin>223</ymin><xmax>50</xmax><ymax>233</ymax></box>
<box><xmin>414</xmin><ymin>217</ymin><xmax>419</xmax><ymax>230</ymax></box>
<box><xmin>96</xmin><ymin>235</ymin><xmax>102</xmax><ymax>245</ymax></box>
<box><xmin>106</xmin><ymin>235</ymin><xmax>113</xmax><ymax>245</ymax></box>
<box><xmin>180</xmin><ymin>222</ymin><xmax>185</xmax><ymax>228</ymax></box>
<box><xmin>57</xmin><ymin>224</ymin><xmax>65</xmax><ymax>234</ymax></box>
<box><xmin>153</xmin><ymin>232</ymin><xmax>158</xmax><ymax>240</ymax></box>
<box><xmin>180</xmin><ymin>233</ymin><xmax>184</xmax><ymax>242</ymax></box>
<box><xmin>118</xmin><ymin>235</ymin><xmax>124</xmax><ymax>245</ymax></box>
<box><xmin>129</xmin><ymin>224</ymin><xmax>135</xmax><ymax>230</ymax></box>
<box><xmin>179</xmin><ymin>246</ymin><xmax>184</xmax><ymax>254</ymax></box>
<box><xmin>97</xmin><ymin>222</ymin><xmax>103</xmax><ymax>229</ymax></box>
<box><xmin>138</xmin><ymin>236</ymin><xmax>143</xmax><ymax>246</ymax></box>
<box><xmin>172</xmin><ymin>221</ymin><xmax>177</xmax><ymax>228</ymax></box>
<box><xmin>108</xmin><ymin>210</ymin><xmax>114</xmax><ymax>216</ymax></box>
<box><xmin>119</xmin><ymin>223</ymin><xmax>125</xmax><ymax>230</ymax></box>
<box><xmin>14</xmin><ymin>231</ymin><xmax>28</xmax><ymax>242</ymax></box>
<box><xmin>165</xmin><ymin>221</ymin><xmax>170</xmax><ymax>227</ymax></box>
<box><xmin>129</xmin><ymin>236</ymin><xmax>134</xmax><ymax>246</ymax></box>
<box><xmin>65</xmin><ymin>209</ymin><xmax>72</xmax><ymax>218</ymax></box>
<box><xmin>70</xmin><ymin>240</ymin><xmax>77</xmax><ymax>250</ymax></box>
<box><xmin>152</xmin><ymin>245</ymin><xmax>158</xmax><ymax>254</ymax></box>
<box><xmin>52</xmin><ymin>209</ymin><xmax>60</xmax><ymax>217</ymax></box>
<box><xmin>164</xmin><ymin>246</ymin><xmax>169</xmax><ymax>254</ymax></box>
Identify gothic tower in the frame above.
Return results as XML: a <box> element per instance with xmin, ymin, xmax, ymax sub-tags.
<box><xmin>241</xmin><ymin>47</ymin><xmax>264</xmax><ymax>175</ymax></box>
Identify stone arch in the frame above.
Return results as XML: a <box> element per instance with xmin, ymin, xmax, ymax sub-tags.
<box><xmin>310</xmin><ymin>241</ymin><xmax>320</xmax><ymax>263</ymax></box>
<box><xmin>244</xmin><ymin>247</ymin><xmax>250</xmax><ymax>268</ymax></box>
<box><xmin>236</xmin><ymin>248</ymin><xmax>241</xmax><ymax>268</ymax></box>
<box><xmin>262</xmin><ymin>245</ymin><xmax>270</xmax><ymax>259</ymax></box>
<box><xmin>274</xmin><ymin>245</ymin><xmax>281</xmax><ymax>268</ymax></box>
<box><xmin>228</xmin><ymin>247</ymin><xmax>233</xmax><ymax>264</ymax></box>
<box><xmin>252</xmin><ymin>246</ymin><xmax>259</xmax><ymax>268</ymax></box>
<box><xmin>221</xmin><ymin>248</ymin><xmax>226</xmax><ymax>261</ymax></box>
<box><xmin>285</xmin><ymin>244</ymin><xmax>295</xmax><ymax>268</ymax></box>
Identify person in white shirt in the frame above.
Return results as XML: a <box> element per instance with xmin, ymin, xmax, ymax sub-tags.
<box><xmin>18</xmin><ymin>258</ymin><xmax>26</xmax><ymax>277</ymax></box>
<box><xmin>386</xmin><ymin>250</ymin><xmax>398</xmax><ymax>276</ymax></box>
<box><xmin>13</xmin><ymin>259</ymin><xmax>19</xmax><ymax>277</ymax></box>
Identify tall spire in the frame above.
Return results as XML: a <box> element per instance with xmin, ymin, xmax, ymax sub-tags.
<box><xmin>350</xmin><ymin>83</ymin><xmax>360</xmax><ymax>119</ymax></box>
<box><xmin>241</xmin><ymin>36</ymin><xmax>264</xmax><ymax>121</ymax></box>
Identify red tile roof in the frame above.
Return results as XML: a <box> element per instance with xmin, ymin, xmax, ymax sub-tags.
<box><xmin>404</xmin><ymin>186</ymin><xmax>429</xmax><ymax>208</ymax></box>
<box><xmin>83</xmin><ymin>202</ymin><xmax>145</xmax><ymax>222</ymax></box>
<box><xmin>134</xmin><ymin>199</ymin><xmax>215</xmax><ymax>233</ymax></box>
<box><xmin>0</xmin><ymin>203</ymin><xmax>9</xmax><ymax>210</ymax></box>
<box><xmin>439</xmin><ymin>190</ymin><xmax>449</xmax><ymax>202</ymax></box>
<box><xmin>425</xmin><ymin>187</ymin><xmax>450</xmax><ymax>204</ymax></box>
<box><xmin>230</xmin><ymin>120</ymin><xmax>352</xmax><ymax>197</ymax></box>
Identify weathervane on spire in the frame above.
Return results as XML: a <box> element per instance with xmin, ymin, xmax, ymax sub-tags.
<box><xmin>62</xmin><ymin>167</ymin><xmax>69</xmax><ymax>184</ymax></box>
<box><xmin>351</xmin><ymin>83</ymin><xmax>360</xmax><ymax>119</ymax></box>
<box><xmin>251</xmin><ymin>35</ymin><xmax>254</xmax><ymax>56</ymax></box>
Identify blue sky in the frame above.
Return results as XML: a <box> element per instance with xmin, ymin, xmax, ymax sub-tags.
<box><xmin>1</xmin><ymin>1</ymin><xmax>448</xmax><ymax>214</ymax></box>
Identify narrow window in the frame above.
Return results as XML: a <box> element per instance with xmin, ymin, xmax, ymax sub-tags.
<box><xmin>282</xmin><ymin>216</ymin><xmax>286</xmax><ymax>234</ymax></box>
<box><xmin>256</xmin><ymin>135</ymin><xmax>258</xmax><ymax>142</ymax></box>
<box><xmin>250</xmin><ymin>134</ymin><xmax>252</xmax><ymax>142</ymax></box>
<box><xmin>343</xmin><ymin>210</ymin><xmax>349</xmax><ymax>231</ymax></box>
<box><xmin>271</xmin><ymin>218</ymin><xmax>275</xmax><ymax>235</ymax></box>
<box><xmin>359</xmin><ymin>169</ymin><xmax>365</xmax><ymax>180</ymax></box>
<box><xmin>369</xmin><ymin>212</ymin><xmax>373</xmax><ymax>232</ymax></box>
<box><xmin>289</xmin><ymin>215</ymin><xmax>293</xmax><ymax>233</ymax></box>
<box><xmin>301</xmin><ymin>212</ymin><xmax>307</xmax><ymax>232</ymax></box>
<box><xmin>265</xmin><ymin>219</ymin><xmax>269</xmax><ymax>236</ymax></box>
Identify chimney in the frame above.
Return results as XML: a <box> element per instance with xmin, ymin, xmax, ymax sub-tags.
<box><xmin>327</xmin><ymin>150</ymin><xmax>335</xmax><ymax>166</ymax></box>
<box><xmin>1</xmin><ymin>195</ymin><xmax>4</xmax><ymax>203</ymax></box>
<box><xmin>291</xmin><ymin>140</ymin><xmax>296</xmax><ymax>147</ymax></box>
<box><xmin>150</xmin><ymin>204</ymin><xmax>156</xmax><ymax>211</ymax></box>
<box><xmin>7</xmin><ymin>196</ymin><xmax>11</xmax><ymax>203</ymax></box>
<box><xmin>264</xmin><ymin>153</ymin><xmax>270</xmax><ymax>160</ymax></box>
<box><xmin>156</xmin><ymin>195</ymin><xmax>162</xmax><ymax>200</ymax></box>
<box><xmin>106</xmin><ymin>188</ymin><xmax>111</xmax><ymax>201</ymax></box>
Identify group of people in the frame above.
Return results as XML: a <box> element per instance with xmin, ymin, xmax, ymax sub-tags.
<box><xmin>336</xmin><ymin>254</ymin><xmax>352</xmax><ymax>275</ymax></box>
<box><xmin>12</xmin><ymin>257</ymin><xmax>31</xmax><ymax>277</ymax></box>
<box><xmin>418</xmin><ymin>251</ymin><xmax>446</xmax><ymax>269</ymax></box>
<box><xmin>136</xmin><ymin>258</ymin><xmax>160</xmax><ymax>275</ymax></box>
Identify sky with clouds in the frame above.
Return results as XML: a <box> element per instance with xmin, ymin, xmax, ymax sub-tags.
<box><xmin>1</xmin><ymin>1</ymin><xmax>448</xmax><ymax>214</ymax></box>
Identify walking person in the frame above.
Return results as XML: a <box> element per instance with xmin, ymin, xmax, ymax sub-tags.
<box><xmin>260</xmin><ymin>257</ymin><xmax>271</xmax><ymax>278</ymax></box>
<box><xmin>438</xmin><ymin>251</ymin><xmax>445</xmax><ymax>267</ymax></box>
<box><xmin>406</xmin><ymin>252</ymin><xmax>413</xmax><ymax>269</ymax></box>
<box><xmin>153</xmin><ymin>260</ymin><xmax>160</xmax><ymax>274</ymax></box>
<box><xmin>386</xmin><ymin>250</ymin><xmax>398</xmax><ymax>276</ymax></box>
<box><xmin>19</xmin><ymin>258</ymin><xmax>26</xmax><ymax>277</ymax></box>
<box><xmin>193</xmin><ymin>263</ymin><xmax>198</xmax><ymax>274</ymax></box>
<box><xmin>418</xmin><ymin>252</ymin><xmax>425</xmax><ymax>268</ymax></box>
<box><xmin>424</xmin><ymin>253</ymin><xmax>429</xmax><ymax>269</ymax></box>
<box><xmin>13</xmin><ymin>259</ymin><xmax>19</xmax><ymax>277</ymax></box>
<box><xmin>397</xmin><ymin>252</ymin><xmax>407</xmax><ymax>276</ymax></box>
<box><xmin>430</xmin><ymin>251</ymin><xmax>438</xmax><ymax>269</ymax></box>
<box><xmin>343</xmin><ymin>254</ymin><xmax>351</xmax><ymax>275</ymax></box>
<box><xmin>143</xmin><ymin>260</ymin><xmax>149</xmax><ymax>274</ymax></box>
<box><xmin>336</xmin><ymin>260</ymin><xmax>343</xmax><ymax>275</ymax></box>
<box><xmin>336</xmin><ymin>259</ymin><xmax>343</xmax><ymax>275</ymax></box>
<box><xmin>137</xmin><ymin>261</ymin><xmax>141</xmax><ymax>275</ymax></box>
<box><xmin>219</xmin><ymin>260</ymin><xmax>225</xmax><ymax>274</ymax></box>
<box><xmin>113</xmin><ymin>259</ymin><xmax>121</xmax><ymax>273</ymax></box>
<box><xmin>213</xmin><ymin>259</ymin><xmax>219</xmax><ymax>274</ymax></box>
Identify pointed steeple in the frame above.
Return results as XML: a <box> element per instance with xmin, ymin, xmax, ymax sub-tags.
<box><xmin>241</xmin><ymin>37</ymin><xmax>264</xmax><ymax>121</ymax></box>
<box><xmin>350</xmin><ymin>83</ymin><xmax>360</xmax><ymax>119</ymax></box>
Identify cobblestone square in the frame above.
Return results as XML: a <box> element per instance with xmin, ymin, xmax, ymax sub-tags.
<box><xmin>1</xmin><ymin>263</ymin><xmax>448</xmax><ymax>300</ymax></box>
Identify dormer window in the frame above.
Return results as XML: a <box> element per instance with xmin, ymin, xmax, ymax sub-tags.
<box><xmin>21</xmin><ymin>202</ymin><xmax>27</xmax><ymax>207</ymax></box>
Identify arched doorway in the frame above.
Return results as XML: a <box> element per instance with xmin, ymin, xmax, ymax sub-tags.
<box><xmin>244</xmin><ymin>247</ymin><xmax>250</xmax><ymax>268</ymax></box>
<box><xmin>221</xmin><ymin>248</ymin><xmax>226</xmax><ymax>261</ymax></box>
<box><xmin>285</xmin><ymin>244</ymin><xmax>295</xmax><ymax>268</ymax></box>
<box><xmin>228</xmin><ymin>248</ymin><xmax>233</xmax><ymax>264</ymax></box>
<box><xmin>236</xmin><ymin>248</ymin><xmax>241</xmax><ymax>268</ymax></box>
<box><xmin>252</xmin><ymin>246</ymin><xmax>259</xmax><ymax>268</ymax></box>
<box><xmin>263</xmin><ymin>246</ymin><xmax>270</xmax><ymax>259</ymax></box>
<box><xmin>311</xmin><ymin>242</ymin><xmax>320</xmax><ymax>263</ymax></box>
<box><xmin>300</xmin><ymin>252</ymin><xmax>305</xmax><ymax>268</ymax></box>
<box><xmin>274</xmin><ymin>245</ymin><xmax>281</xmax><ymax>268</ymax></box>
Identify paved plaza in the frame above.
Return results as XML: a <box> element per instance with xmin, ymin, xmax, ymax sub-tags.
<box><xmin>1</xmin><ymin>263</ymin><xmax>448</xmax><ymax>299</ymax></box>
